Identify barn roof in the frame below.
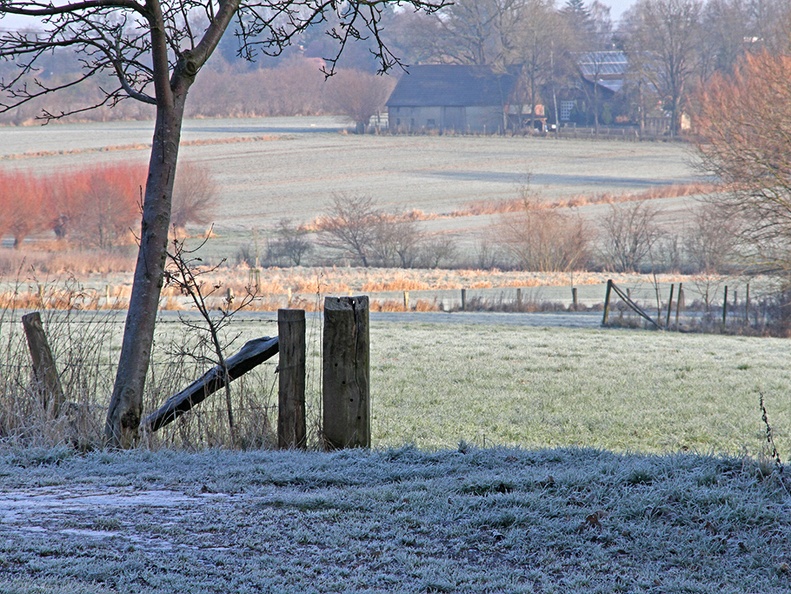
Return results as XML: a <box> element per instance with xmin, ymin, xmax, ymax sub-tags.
<box><xmin>578</xmin><ymin>51</ymin><xmax>628</xmax><ymax>94</ymax></box>
<box><xmin>386</xmin><ymin>64</ymin><xmax>518</xmax><ymax>108</ymax></box>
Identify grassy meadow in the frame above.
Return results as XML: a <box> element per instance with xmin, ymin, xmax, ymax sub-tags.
<box><xmin>2</xmin><ymin>118</ymin><xmax>789</xmax><ymax>592</ymax></box>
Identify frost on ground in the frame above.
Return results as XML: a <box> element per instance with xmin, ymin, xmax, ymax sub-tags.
<box><xmin>0</xmin><ymin>447</ymin><xmax>789</xmax><ymax>593</ymax></box>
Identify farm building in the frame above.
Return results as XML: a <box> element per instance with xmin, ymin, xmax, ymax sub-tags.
<box><xmin>387</xmin><ymin>64</ymin><xmax>542</xmax><ymax>134</ymax></box>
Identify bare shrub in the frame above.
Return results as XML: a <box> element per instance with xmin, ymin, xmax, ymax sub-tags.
<box><xmin>599</xmin><ymin>201</ymin><xmax>662</xmax><ymax>272</ymax></box>
<box><xmin>171</xmin><ymin>161</ymin><xmax>219</xmax><ymax>233</ymax></box>
<box><xmin>0</xmin><ymin>170</ymin><xmax>47</xmax><ymax>248</ymax></box>
<box><xmin>417</xmin><ymin>235</ymin><xmax>458</xmax><ymax>268</ymax></box>
<box><xmin>315</xmin><ymin>194</ymin><xmax>429</xmax><ymax>268</ymax></box>
<box><xmin>316</xmin><ymin>194</ymin><xmax>381</xmax><ymax>267</ymax></box>
<box><xmin>266</xmin><ymin>218</ymin><xmax>313</xmax><ymax>266</ymax></box>
<box><xmin>497</xmin><ymin>197</ymin><xmax>591</xmax><ymax>272</ymax></box>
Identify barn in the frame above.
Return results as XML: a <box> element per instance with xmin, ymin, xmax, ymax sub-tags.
<box><xmin>386</xmin><ymin>64</ymin><xmax>521</xmax><ymax>134</ymax></box>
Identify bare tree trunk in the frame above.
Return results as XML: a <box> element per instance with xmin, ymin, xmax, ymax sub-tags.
<box><xmin>105</xmin><ymin>99</ymin><xmax>186</xmax><ymax>448</ymax></box>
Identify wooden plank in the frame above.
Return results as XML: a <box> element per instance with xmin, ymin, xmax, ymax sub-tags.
<box><xmin>143</xmin><ymin>336</ymin><xmax>279</xmax><ymax>433</ymax></box>
<box><xmin>22</xmin><ymin>312</ymin><xmax>65</xmax><ymax>417</ymax></box>
<box><xmin>278</xmin><ymin>310</ymin><xmax>306</xmax><ymax>449</ymax></box>
<box><xmin>323</xmin><ymin>296</ymin><xmax>370</xmax><ymax>449</ymax></box>
<box><xmin>610</xmin><ymin>282</ymin><xmax>662</xmax><ymax>329</ymax></box>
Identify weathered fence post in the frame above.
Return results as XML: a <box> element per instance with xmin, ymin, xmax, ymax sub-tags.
<box><xmin>461</xmin><ymin>288</ymin><xmax>467</xmax><ymax>311</ymax></box>
<box><xmin>745</xmin><ymin>283</ymin><xmax>750</xmax><ymax>324</ymax></box>
<box><xmin>722</xmin><ymin>285</ymin><xmax>729</xmax><ymax>326</ymax></box>
<box><xmin>21</xmin><ymin>312</ymin><xmax>65</xmax><ymax>417</ymax></box>
<box><xmin>323</xmin><ymin>296</ymin><xmax>370</xmax><ymax>449</ymax></box>
<box><xmin>675</xmin><ymin>283</ymin><xmax>684</xmax><ymax>329</ymax></box>
<box><xmin>665</xmin><ymin>284</ymin><xmax>675</xmax><ymax>328</ymax></box>
<box><xmin>278</xmin><ymin>309</ymin><xmax>306</xmax><ymax>449</ymax></box>
<box><xmin>516</xmin><ymin>288</ymin><xmax>523</xmax><ymax>310</ymax></box>
<box><xmin>602</xmin><ymin>280</ymin><xmax>613</xmax><ymax>325</ymax></box>
<box><xmin>572</xmin><ymin>287</ymin><xmax>578</xmax><ymax>311</ymax></box>
<box><xmin>403</xmin><ymin>291</ymin><xmax>409</xmax><ymax>312</ymax></box>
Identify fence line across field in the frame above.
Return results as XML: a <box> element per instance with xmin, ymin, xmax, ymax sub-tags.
<box><xmin>0</xmin><ymin>279</ymin><xmax>777</xmax><ymax>320</ymax></box>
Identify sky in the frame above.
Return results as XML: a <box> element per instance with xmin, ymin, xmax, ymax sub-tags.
<box><xmin>604</xmin><ymin>0</ymin><xmax>637</xmax><ymax>22</ymax></box>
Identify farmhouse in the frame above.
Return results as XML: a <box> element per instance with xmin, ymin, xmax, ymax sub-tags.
<box><xmin>386</xmin><ymin>64</ymin><xmax>534</xmax><ymax>134</ymax></box>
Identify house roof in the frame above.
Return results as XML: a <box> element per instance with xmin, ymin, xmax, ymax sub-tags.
<box><xmin>386</xmin><ymin>64</ymin><xmax>517</xmax><ymax>108</ymax></box>
<box><xmin>578</xmin><ymin>51</ymin><xmax>627</xmax><ymax>94</ymax></box>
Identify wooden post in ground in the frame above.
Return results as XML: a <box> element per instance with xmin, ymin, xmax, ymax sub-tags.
<box><xmin>665</xmin><ymin>284</ymin><xmax>675</xmax><ymax>329</ymax></box>
<box><xmin>675</xmin><ymin>283</ymin><xmax>684</xmax><ymax>329</ymax></box>
<box><xmin>602</xmin><ymin>280</ymin><xmax>613</xmax><ymax>325</ymax></box>
<box><xmin>21</xmin><ymin>312</ymin><xmax>65</xmax><ymax>417</ymax></box>
<box><xmin>403</xmin><ymin>291</ymin><xmax>409</xmax><ymax>312</ymax></box>
<box><xmin>745</xmin><ymin>283</ymin><xmax>750</xmax><ymax>324</ymax></box>
<box><xmin>516</xmin><ymin>288</ymin><xmax>523</xmax><ymax>310</ymax></box>
<box><xmin>572</xmin><ymin>287</ymin><xmax>578</xmax><ymax>311</ymax></box>
<box><xmin>278</xmin><ymin>309</ymin><xmax>306</xmax><ymax>449</ymax></box>
<box><xmin>461</xmin><ymin>288</ymin><xmax>467</xmax><ymax>311</ymax></box>
<box><xmin>722</xmin><ymin>286</ymin><xmax>729</xmax><ymax>326</ymax></box>
<box><xmin>323</xmin><ymin>296</ymin><xmax>370</xmax><ymax>449</ymax></box>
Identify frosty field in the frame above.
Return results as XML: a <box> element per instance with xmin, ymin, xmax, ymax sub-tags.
<box><xmin>0</xmin><ymin>116</ymin><xmax>703</xmax><ymax>257</ymax></box>
<box><xmin>2</xmin><ymin>119</ymin><xmax>789</xmax><ymax>592</ymax></box>
<box><xmin>1</xmin><ymin>446</ymin><xmax>789</xmax><ymax>593</ymax></box>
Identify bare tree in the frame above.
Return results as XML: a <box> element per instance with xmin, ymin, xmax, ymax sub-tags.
<box><xmin>621</xmin><ymin>0</ymin><xmax>703</xmax><ymax>135</ymax></box>
<box><xmin>326</xmin><ymin>69</ymin><xmax>395</xmax><ymax>133</ymax></box>
<box><xmin>599</xmin><ymin>201</ymin><xmax>663</xmax><ymax>272</ymax></box>
<box><xmin>0</xmin><ymin>0</ymin><xmax>446</xmax><ymax>447</ymax></box>
<box><xmin>694</xmin><ymin>50</ymin><xmax>791</xmax><ymax>276</ymax></box>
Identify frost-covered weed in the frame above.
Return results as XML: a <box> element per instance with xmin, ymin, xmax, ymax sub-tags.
<box><xmin>0</xmin><ymin>447</ymin><xmax>789</xmax><ymax>593</ymax></box>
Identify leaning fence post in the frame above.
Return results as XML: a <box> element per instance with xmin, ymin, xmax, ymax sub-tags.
<box><xmin>602</xmin><ymin>280</ymin><xmax>613</xmax><ymax>325</ymax></box>
<box><xmin>323</xmin><ymin>296</ymin><xmax>370</xmax><ymax>449</ymax></box>
<box><xmin>21</xmin><ymin>312</ymin><xmax>65</xmax><ymax>417</ymax></box>
<box><xmin>278</xmin><ymin>309</ymin><xmax>306</xmax><ymax>449</ymax></box>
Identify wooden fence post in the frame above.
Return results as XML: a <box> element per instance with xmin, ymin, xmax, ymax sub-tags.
<box><xmin>323</xmin><ymin>296</ymin><xmax>370</xmax><ymax>449</ymax></box>
<box><xmin>516</xmin><ymin>288</ymin><xmax>523</xmax><ymax>309</ymax></box>
<box><xmin>745</xmin><ymin>283</ymin><xmax>750</xmax><ymax>324</ymax></box>
<box><xmin>21</xmin><ymin>312</ymin><xmax>65</xmax><ymax>417</ymax></box>
<box><xmin>602</xmin><ymin>280</ymin><xmax>613</xmax><ymax>325</ymax></box>
<box><xmin>403</xmin><ymin>291</ymin><xmax>409</xmax><ymax>312</ymax></box>
<box><xmin>278</xmin><ymin>309</ymin><xmax>306</xmax><ymax>449</ymax></box>
<box><xmin>665</xmin><ymin>284</ymin><xmax>675</xmax><ymax>329</ymax></box>
<box><xmin>571</xmin><ymin>287</ymin><xmax>578</xmax><ymax>311</ymax></box>
<box><xmin>461</xmin><ymin>288</ymin><xmax>467</xmax><ymax>311</ymax></box>
<box><xmin>675</xmin><ymin>283</ymin><xmax>684</xmax><ymax>329</ymax></box>
<box><xmin>722</xmin><ymin>285</ymin><xmax>729</xmax><ymax>326</ymax></box>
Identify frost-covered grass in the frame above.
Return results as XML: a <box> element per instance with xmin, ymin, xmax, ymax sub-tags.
<box><xmin>370</xmin><ymin>322</ymin><xmax>791</xmax><ymax>459</ymax></box>
<box><xmin>0</xmin><ymin>446</ymin><xmax>789</xmax><ymax>593</ymax></box>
